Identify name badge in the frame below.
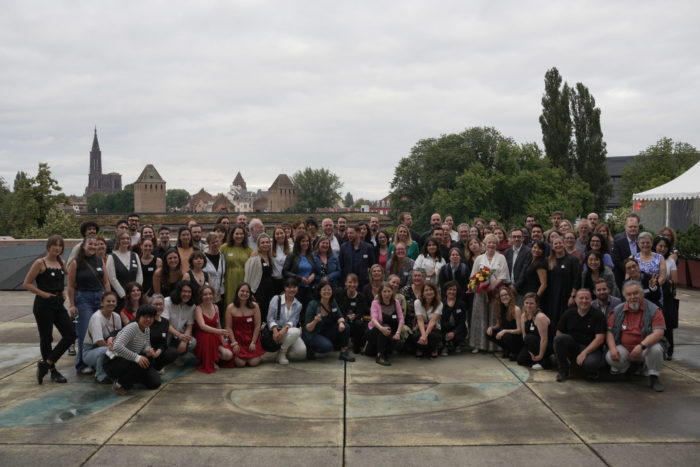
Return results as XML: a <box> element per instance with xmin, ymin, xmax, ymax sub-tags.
<box><xmin>96</xmin><ymin>267</ymin><xmax>103</xmax><ymax>272</ymax></box>
<box><xmin>246</xmin><ymin>317</ymin><xmax>253</xmax><ymax>323</ymax></box>
<box><xmin>622</xmin><ymin>324</ymin><xmax>627</xmax><ymax>330</ymax></box>
<box><xmin>363</xmin><ymin>254</ymin><xmax>368</xmax><ymax>259</ymax></box>
<box><xmin>132</xmin><ymin>262</ymin><xmax>138</xmax><ymax>267</ymax></box>
<box><xmin>228</xmin><ymin>253</ymin><xmax>233</xmax><ymax>257</ymax></box>
<box><xmin>456</xmin><ymin>309</ymin><xmax>462</xmax><ymax>314</ymax></box>
<box><xmin>332</xmin><ymin>308</ymin><xmax>338</xmax><ymax>313</ymax></box>
<box><xmin>561</xmin><ymin>264</ymin><xmax>566</xmax><ymax>269</ymax></box>
<box><xmin>50</xmin><ymin>272</ymin><xmax>55</xmax><ymax>276</ymax></box>
<box><xmin>391</xmin><ymin>314</ymin><xmax>397</xmax><ymax>319</ymax></box>
<box><xmin>530</xmin><ymin>324</ymin><xmax>535</xmax><ymax>331</ymax></box>
<box><xmin>162</xmin><ymin>332</ymin><xmax>166</xmax><ymax>337</ymax></box>
<box><xmin>350</xmin><ymin>302</ymin><xmax>356</xmax><ymax>307</ymax></box>
<box><xmin>148</xmin><ymin>267</ymin><xmax>154</xmax><ymax>272</ymax></box>
<box><xmin>403</xmin><ymin>271</ymin><xmax>409</xmax><ymax>275</ymax></box>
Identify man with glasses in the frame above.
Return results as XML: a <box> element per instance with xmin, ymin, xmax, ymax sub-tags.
<box><xmin>505</xmin><ymin>228</ymin><xmax>531</xmax><ymax>298</ymax></box>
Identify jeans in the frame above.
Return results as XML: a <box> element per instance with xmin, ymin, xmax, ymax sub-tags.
<box><xmin>75</xmin><ymin>290</ymin><xmax>103</xmax><ymax>370</ymax></box>
<box><xmin>82</xmin><ymin>345</ymin><xmax>109</xmax><ymax>382</ymax></box>
<box><xmin>305</xmin><ymin>326</ymin><xmax>350</xmax><ymax>354</ymax></box>
<box><xmin>605</xmin><ymin>343</ymin><xmax>664</xmax><ymax>377</ymax></box>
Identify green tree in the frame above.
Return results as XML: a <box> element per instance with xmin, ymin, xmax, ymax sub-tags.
<box><xmin>621</xmin><ymin>138</ymin><xmax>700</xmax><ymax>204</ymax></box>
<box><xmin>291</xmin><ymin>168</ymin><xmax>343</xmax><ymax>211</ymax></box>
<box><xmin>166</xmin><ymin>189</ymin><xmax>190</xmax><ymax>209</ymax></box>
<box><xmin>0</xmin><ymin>178</ymin><xmax>12</xmax><ymax>235</ymax></box>
<box><xmin>1</xmin><ymin>164</ymin><xmax>68</xmax><ymax>237</ymax></box>
<box><xmin>570</xmin><ymin>82</ymin><xmax>611</xmax><ymax>212</ymax></box>
<box><xmin>344</xmin><ymin>192</ymin><xmax>354</xmax><ymax>207</ymax></box>
<box><xmin>540</xmin><ymin>67</ymin><xmax>573</xmax><ymax>175</ymax></box>
<box><xmin>23</xmin><ymin>208</ymin><xmax>80</xmax><ymax>239</ymax></box>
<box><xmin>390</xmin><ymin>127</ymin><xmax>521</xmax><ymax>230</ymax></box>
<box><xmin>86</xmin><ymin>185</ymin><xmax>135</xmax><ymax>214</ymax></box>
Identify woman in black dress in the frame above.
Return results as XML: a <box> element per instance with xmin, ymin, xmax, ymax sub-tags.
<box><xmin>545</xmin><ymin>237</ymin><xmax>580</xmax><ymax>330</ymax></box>
<box><xmin>520</xmin><ymin>240</ymin><xmax>548</xmax><ymax>305</ymax></box>
<box><xmin>139</xmin><ymin>237</ymin><xmax>161</xmax><ymax>296</ymax></box>
<box><xmin>516</xmin><ymin>292</ymin><xmax>551</xmax><ymax>369</ymax></box>
<box><xmin>245</xmin><ymin>233</ymin><xmax>275</xmax><ymax>322</ymax></box>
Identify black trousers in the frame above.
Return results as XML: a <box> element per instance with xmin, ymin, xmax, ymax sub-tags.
<box><xmin>365</xmin><ymin>327</ymin><xmax>403</xmax><ymax>357</ymax></box>
<box><xmin>33</xmin><ymin>296</ymin><xmax>76</xmax><ymax>364</ymax></box>
<box><xmin>411</xmin><ymin>329</ymin><xmax>442</xmax><ymax>354</ymax></box>
<box><xmin>152</xmin><ymin>347</ymin><xmax>179</xmax><ymax>371</ymax></box>
<box><xmin>104</xmin><ymin>356</ymin><xmax>161</xmax><ymax>390</ymax></box>
<box><xmin>517</xmin><ymin>333</ymin><xmax>551</xmax><ymax>368</ymax></box>
<box><xmin>485</xmin><ymin>330</ymin><xmax>523</xmax><ymax>355</ymax></box>
<box><xmin>350</xmin><ymin>319</ymin><xmax>369</xmax><ymax>353</ymax></box>
<box><xmin>553</xmin><ymin>333</ymin><xmax>603</xmax><ymax>373</ymax></box>
<box><xmin>441</xmin><ymin>323</ymin><xmax>467</xmax><ymax>349</ymax></box>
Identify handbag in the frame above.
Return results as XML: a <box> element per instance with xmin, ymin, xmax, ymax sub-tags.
<box><xmin>260</xmin><ymin>296</ymin><xmax>283</xmax><ymax>352</ymax></box>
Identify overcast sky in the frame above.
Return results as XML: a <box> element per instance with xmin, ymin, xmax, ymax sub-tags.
<box><xmin>1</xmin><ymin>1</ymin><xmax>698</xmax><ymax>200</ymax></box>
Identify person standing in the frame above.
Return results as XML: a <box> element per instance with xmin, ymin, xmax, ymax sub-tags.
<box><xmin>23</xmin><ymin>235</ymin><xmax>76</xmax><ymax>384</ymax></box>
<box><xmin>339</xmin><ymin>225</ymin><xmax>375</xmax><ymax>288</ymax></box>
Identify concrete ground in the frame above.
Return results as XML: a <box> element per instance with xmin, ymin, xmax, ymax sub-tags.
<box><xmin>1</xmin><ymin>290</ymin><xmax>700</xmax><ymax>467</ymax></box>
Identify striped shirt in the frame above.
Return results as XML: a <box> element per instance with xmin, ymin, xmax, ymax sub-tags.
<box><xmin>106</xmin><ymin>322</ymin><xmax>152</xmax><ymax>363</ymax></box>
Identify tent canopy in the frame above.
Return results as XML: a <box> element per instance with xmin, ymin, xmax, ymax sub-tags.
<box><xmin>632</xmin><ymin>161</ymin><xmax>700</xmax><ymax>201</ymax></box>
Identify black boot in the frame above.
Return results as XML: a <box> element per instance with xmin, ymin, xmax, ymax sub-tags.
<box><xmin>37</xmin><ymin>360</ymin><xmax>50</xmax><ymax>385</ymax></box>
<box><xmin>50</xmin><ymin>368</ymin><xmax>67</xmax><ymax>383</ymax></box>
<box><xmin>649</xmin><ymin>375</ymin><xmax>664</xmax><ymax>392</ymax></box>
<box><xmin>339</xmin><ymin>351</ymin><xmax>355</xmax><ymax>362</ymax></box>
<box><xmin>376</xmin><ymin>355</ymin><xmax>391</xmax><ymax>366</ymax></box>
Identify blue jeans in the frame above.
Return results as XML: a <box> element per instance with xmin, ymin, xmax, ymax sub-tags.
<box><xmin>305</xmin><ymin>326</ymin><xmax>350</xmax><ymax>354</ymax></box>
<box><xmin>75</xmin><ymin>290</ymin><xmax>103</xmax><ymax>370</ymax></box>
<box><xmin>83</xmin><ymin>345</ymin><xmax>109</xmax><ymax>382</ymax></box>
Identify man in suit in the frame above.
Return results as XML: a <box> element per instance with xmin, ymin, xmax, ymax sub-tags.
<box><xmin>612</xmin><ymin>213</ymin><xmax>640</xmax><ymax>289</ymax></box>
<box><xmin>505</xmin><ymin>227</ymin><xmax>531</xmax><ymax>297</ymax></box>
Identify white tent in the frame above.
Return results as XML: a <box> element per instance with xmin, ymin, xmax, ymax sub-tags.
<box><xmin>632</xmin><ymin>161</ymin><xmax>700</xmax><ymax>230</ymax></box>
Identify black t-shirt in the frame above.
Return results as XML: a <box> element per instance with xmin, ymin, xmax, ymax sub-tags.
<box><xmin>150</xmin><ymin>317</ymin><xmax>171</xmax><ymax>351</ymax></box>
<box><xmin>556</xmin><ymin>307</ymin><xmax>607</xmax><ymax>346</ymax></box>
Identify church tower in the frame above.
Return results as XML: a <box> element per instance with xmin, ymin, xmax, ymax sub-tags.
<box><xmin>85</xmin><ymin>128</ymin><xmax>102</xmax><ymax>196</ymax></box>
<box><xmin>84</xmin><ymin>127</ymin><xmax>121</xmax><ymax>196</ymax></box>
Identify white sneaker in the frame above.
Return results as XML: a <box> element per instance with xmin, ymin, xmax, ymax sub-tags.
<box><xmin>532</xmin><ymin>364</ymin><xmax>543</xmax><ymax>370</ymax></box>
<box><xmin>158</xmin><ymin>368</ymin><xmax>165</xmax><ymax>375</ymax></box>
<box><xmin>277</xmin><ymin>351</ymin><xmax>289</xmax><ymax>365</ymax></box>
<box><xmin>471</xmin><ymin>348</ymin><xmax>479</xmax><ymax>354</ymax></box>
<box><xmin>79</xmin><ymin>366</ymin><xmax>95</xmax><ymax>375</ymax></box>
<box><xmin>441</xmin><ymin>348</ymin><xmax>449</xmax><ymax>357</ymax></box>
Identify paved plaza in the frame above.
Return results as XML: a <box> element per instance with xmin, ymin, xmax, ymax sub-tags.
<box><xmin>1</xmin><ymin>289</ymin><xmax>700</xmax><ymax>466</ymax></box>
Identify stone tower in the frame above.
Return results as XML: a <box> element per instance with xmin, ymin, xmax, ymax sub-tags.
<box><xmin>268</xmin><ymin>174</ymin><xmax>297</xmax><ymax>211</ymax></box>
<box><xmin>133</xmin><ymin>164</ymin><xmax>166</xmax><ymax>213</ymax></box>
<box><xmin>84</xmin><ymin>128</ymin><xmax>122</xmax><ymax>196</ymax></box>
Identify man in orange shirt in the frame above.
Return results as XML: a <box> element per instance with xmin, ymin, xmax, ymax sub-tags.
<box><xmin>605</xmin><ymin>280</ymin><xmax>666</xmax><ymax>392</ymax></box>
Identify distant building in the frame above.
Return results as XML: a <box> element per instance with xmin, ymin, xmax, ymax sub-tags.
<box><xmin>370</xmin><ymin>194</ymin><xmax>391</xmax><ymax>215</ymax></box>
<box><xmin>133</xmin><ymin>164</ymin><xmax>166</xmax><ymax>213</ymax></box>
<box><xmin>211</xmin><ymin>193</ymin><xmax>236</xmax><ymax>212</ymax></box>
<box><xmin>605</xmin><ymin>156</ymin><xmax>636</xmax><ymax>211</ymax></box>
<box><xmin>84</xmin><ymin>128</ymin><xmax>122</xmax><ymax>196</ymax></box>
<box><xmin>183</xmin><ymin>188</ymin><xmax>214</xmax><ymax>212</ymax></box>
<box><xmin>268</xmin><ymin>174</ymin><xmax>297</xmax><ymax>211</ymax></box>
<box><xmin>226</xmin><ymin>172</ymin><xmax>264</xmax><ymax>212</ymax></box>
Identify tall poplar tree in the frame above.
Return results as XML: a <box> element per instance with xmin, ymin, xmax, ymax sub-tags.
<box><xmin>539</xmin><ymin>67</ymin><xmax>573</xmax><ymax>175</ymax></box>
<box><xmin>570</xmin><ymin>82</ymin><xmax>611</xmax><ymax>212</ymax></box>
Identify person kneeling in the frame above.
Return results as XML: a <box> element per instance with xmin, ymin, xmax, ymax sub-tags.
<box><xmin>553</xmin><ymin>289</ymin><xmax>606</xmax><ymax>382</ymax></box>
<box><xmin>267</xmin><ymin>278</ymin><xmax>307</xmax><ymax>365</ymax></box>
<box><xmin>303</xmin><ymin>280</ymin><xmax>355</xmax><ymax>362</ymax></box>
<box><xmin>366</xmin><ymin>282</ymin><xmax>404</xmax><ymax>366</ymax></box>
<box><xmin>104</xmin><ymin>305</ymin><xmax>161</xmax><ymax>395</ymax></box>
<box><xmin>83</xmin><ymin>291</ymin><xmax>122</xmax><ymax>384</ymax></box>
<box><xmin>605</xmin><ymin>280</ymin><xmax>666</xmax><ymax>392</ymax></box>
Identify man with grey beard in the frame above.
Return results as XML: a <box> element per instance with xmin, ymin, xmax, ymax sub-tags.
<box><xmin>606</xmin><ymin>280</ymin><xmax>666</xmax><ymax>392</ymax></box>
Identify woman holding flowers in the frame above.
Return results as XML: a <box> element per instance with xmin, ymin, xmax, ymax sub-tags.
<box><xmin>468</xmin><ymin>234</ymin><xmax>509</xmax><ymax>353</ymax></box>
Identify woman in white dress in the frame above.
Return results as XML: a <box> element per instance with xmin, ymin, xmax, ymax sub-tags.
<box><xmin>468</xmin><ymin>234</ymin><xmax>509</xmax><ymax>353</ymax></box>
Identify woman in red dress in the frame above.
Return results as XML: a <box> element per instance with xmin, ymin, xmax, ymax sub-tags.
<box><xmin>193</xmin><ymin>285</ymin><xmax>234</xmax><ymax>373</ymax></box>
<box><xmin>225</xmin><ymin>282</ymin><xmax>266</xmax><ymax>367</ymax></box>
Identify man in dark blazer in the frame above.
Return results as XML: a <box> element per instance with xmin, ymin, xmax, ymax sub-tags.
<box><xmin>612</xmin><ymin>213</ymin><xmax>640</xmax><ymax>289</ymax></box>
<box><xmin>505</xmin><ymin>227</ymin><xmax>531</xmax><ymax>296</ymax></box>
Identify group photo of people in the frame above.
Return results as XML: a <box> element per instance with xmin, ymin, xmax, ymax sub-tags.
<box><xmin>24</xmin><ymin>209</ymin><xmax>679</xmax><ymax>395</ymax></box>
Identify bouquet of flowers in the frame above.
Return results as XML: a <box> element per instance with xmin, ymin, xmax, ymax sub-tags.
<box><xmin>467</xmin><ymin>266</ymin><xmax>492</xmax><ymax>294</ymax></box>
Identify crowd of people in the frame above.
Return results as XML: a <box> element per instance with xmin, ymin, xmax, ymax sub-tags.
<box><xmin>24</xmin><ymin>209</ymin><xmax>679</xmax><ymax>394</ymax></box>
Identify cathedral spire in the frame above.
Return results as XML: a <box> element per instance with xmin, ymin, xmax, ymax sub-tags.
<box><xmin>92</xmin><ymin>127</ymin><xmax>100</xmax><ymax>152</ymax></box>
